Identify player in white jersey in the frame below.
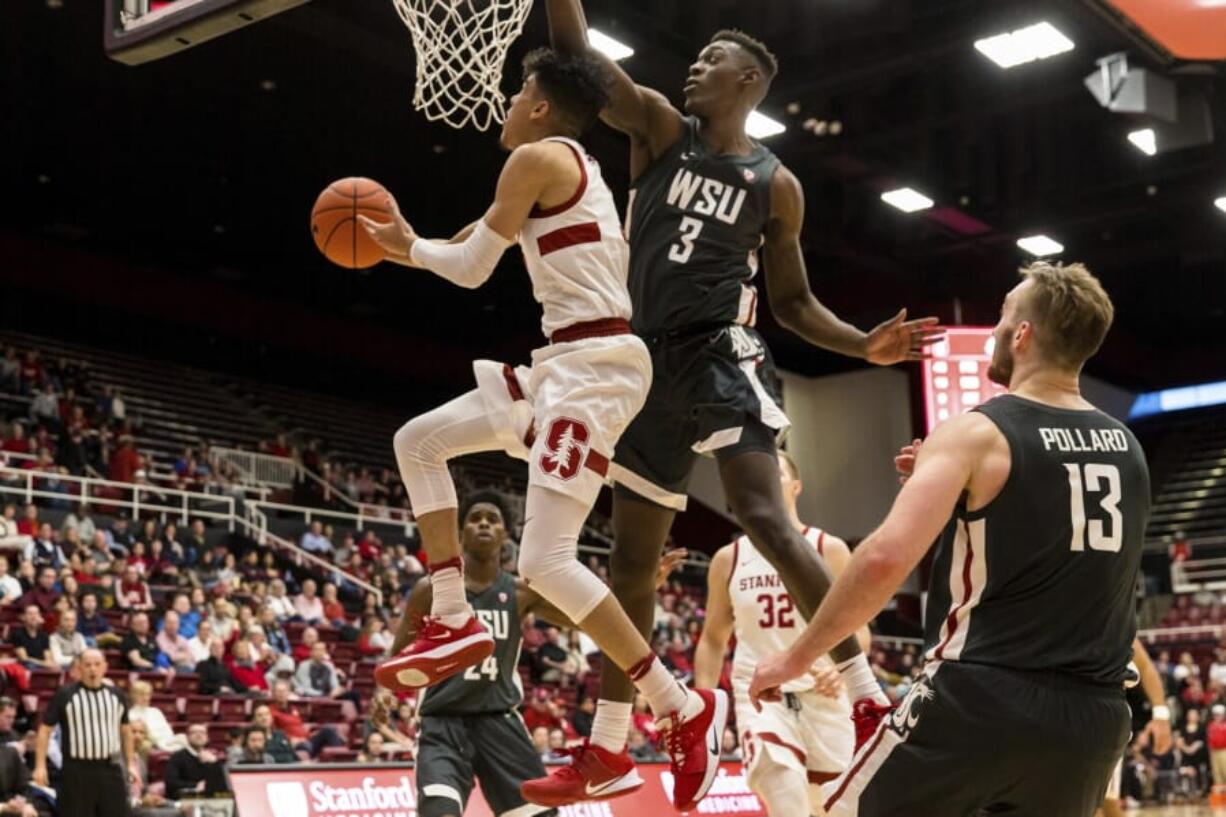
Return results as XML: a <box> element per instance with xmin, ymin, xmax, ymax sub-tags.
<box><xmin>360</xmin><ymin>47</ymin><xmax>729</xmax><ymax>811</ymax></box>
<box><xmin>694</xmin><ymin>451</ymin><xmax>867</xmax><ymax>816</ymax></box>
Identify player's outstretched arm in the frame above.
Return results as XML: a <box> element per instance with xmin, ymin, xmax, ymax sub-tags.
<box><xmin>763</xmin><ymin>166</ymin><xmax>944</xmax><ymax>364</ymax></box>
<box><xmin>358</xmin><ymin>144</ymin><xmax>552</xmax><ymax>288</ymax></box>
<box><xmin>748</xmin><ymin>413</ymin><xmax>990</xmax><ymax>707</ymax></box>
<box><xmin>390</xmin><ymin>578</ymin><xmax>434</xmax><ymax>654</ymax></box>
<box><xmin>693</xmin><ymin>545</ymin><xmax>735</xmax><ymax>690</ymax></box>
<box><xmin>544</xmin><ymin>0</ymin><xmax>684</xmax><ymax>149</ymax></box>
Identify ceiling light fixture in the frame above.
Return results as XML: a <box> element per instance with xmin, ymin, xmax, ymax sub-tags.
<box><xmin>1017</xmin><ymin>235</ymin><xmax>1064</xmax><ymax>257</ymax></box>
<box><xmin>1127</xmin><ymin>128</ymin><xmax>1157</xmax><ymax>156</ymax></box>
<box><xmin>1215</xmin><ymin>196</ymin><xmax>1226</xmax><ymax>214</ymax></box>
<box><xmin>747</xmin><ymin>111</ymin><xmax>786</xmax><ymax>139</ymax></box>
<box><xmin>974</xmin><ymin>21</ymin><xmax>1074</xmax><ymax>69</ymax></box>
<box><xmin>881</xmin><ymin>188</ymin><xmax>935</xmax><ymax>213</ymax></box>
<box><xmin>588</xmin><ymin>29</ymin><xmax>634</xmax><ymax>61</ymax></box>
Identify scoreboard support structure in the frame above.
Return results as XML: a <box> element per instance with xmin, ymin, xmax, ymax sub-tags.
<box><xmin>104</xmin><ymin>0</ymin><xmax>311</xmax><ymax>65</ymax></box>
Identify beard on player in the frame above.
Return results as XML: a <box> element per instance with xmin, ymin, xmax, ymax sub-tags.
<box><xmin>987</xmin><ymin>328</ymin><xmax>1014</xmax><ymax>387</ymax></box>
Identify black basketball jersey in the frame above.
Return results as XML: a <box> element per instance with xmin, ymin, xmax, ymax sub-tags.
<box><xmin>923</xmin><ymin>395</ymin><xmax>1150</xmax><ymax>684</ymax></box>
<box><xmin>417</xmin><ymin>571</ymin><xmax>524</xmax><ymax>716</ymax></box>
<box><xmin>624</xmin><ymin>116</ymin><xmax>781</xmax><ymax>337</ymax></box>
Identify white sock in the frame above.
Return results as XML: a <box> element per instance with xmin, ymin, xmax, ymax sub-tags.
<box><xmin>836</xmin><ymin>654</ymin><xmax>889</xmax><ymax>704</ymax></box>
<box><xmin>429</xmin><ymin>564</ymin><xmax>470</xmax><ymax>623</ymax></box>
<box><xmin>590</xmin><ymin>700</ymin><xmax>632</xmax><ymax>753</ymax></box>
<box><xmin>634</xmin><ymin>657</ymin><xmax>688</xmax><ymax>717</ymax></box>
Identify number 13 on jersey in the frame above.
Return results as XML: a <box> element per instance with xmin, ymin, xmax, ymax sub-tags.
<box><xmin>1065</xmin><ymin>463</ymin><xmax>1123</xmax><ymax>553</ymax></box>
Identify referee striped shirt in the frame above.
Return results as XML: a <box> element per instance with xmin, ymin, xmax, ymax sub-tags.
<box><xmin>43</xmin><ymin>682</ymin><xmax>129</xmax><ymax>761</ymax></box>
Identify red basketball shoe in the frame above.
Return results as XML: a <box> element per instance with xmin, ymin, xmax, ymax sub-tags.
<box><xmin>658</xmin><ymin>689</ymin><xmax>729</xmax><ymax>811</ymax></box>
<box><xmin>374</xmin><ymin>615</ymin><xmax>493</xmax><ymax>692</ymax></box>
<box><xmin>520</xmin><ymin>742</ymin><xmax>644</xmax><ymax>807</ymax></box>
<box><xmin>851</xmin><ymin>697</ymin><xmax>894</xmax><ymax>751</ymax></box>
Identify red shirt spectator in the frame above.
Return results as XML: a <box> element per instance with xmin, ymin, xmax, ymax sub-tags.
<box><xmin>16</xmin><ymin>505</ymin><xmax>38</xmax><ymax>537</ymax></box>
<box><xmin>226</xmin><ymin>640</ymin><xmax>270</xmax><ymax>692</ymax></box>
<box><xmin>1</xmin><ymin>426</ymin><xmax>30</xmax><ymax>456</ymax></box>
<box><xmin>270</xmin><ymin>702</ymin><xmax>309</xmax><ymax>741</ymax></box>
<box><xmin>522</xmin><ymin>690</ymin><xmax>564</xmax><ymax>733</ymax></box>
<box><xmin>109</xmin><ymin>438</ymin><xmax>142</xmax><ymax>483</ymax></box>
<box><xmin>117</xmin><ymin>566</ymin><xmax>154</xmax><ymax>610</ymax></box>
<box><xmin>1208</xmin><ymin>713</ymin><xmax>1226</xmax><ymax>750</ymax></box>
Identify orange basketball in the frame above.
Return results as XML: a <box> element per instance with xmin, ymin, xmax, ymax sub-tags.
<box><xmin>311</xmin><ymin>177</ymin><xmax>397</xmax><ymax>269</ymax></box>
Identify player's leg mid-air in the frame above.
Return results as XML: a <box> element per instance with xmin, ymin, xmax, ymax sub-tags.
<box><xmin>363</xmin><ymin>46</ymin><xmax>729</xmax><ymax>810</ymax></box>
<box><xmin>525</xmin><ymin>0</ymin><xmax>942</xmax><ymax>807</ymax></box>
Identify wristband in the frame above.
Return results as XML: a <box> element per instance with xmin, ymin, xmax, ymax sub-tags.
<box><xmin>1152</xmin><ymin>704</ymin><xmax>1171</xmax><ymax>721</ymax></box>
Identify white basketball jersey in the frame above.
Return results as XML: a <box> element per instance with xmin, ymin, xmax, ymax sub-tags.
<box><xmin>517</xmin><ymin>137</ymin><xmax>633</xmax><ymax>338</ymax></box>
<box><xmin>728</xmin><ymin>527</ymin><xmax>836</xmax><ymax>695</ymax></box>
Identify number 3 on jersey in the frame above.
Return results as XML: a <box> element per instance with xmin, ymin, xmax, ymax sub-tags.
<box><xmin>669</xmin><ymin>216</ymin><xmax>703</xmax><ymax>263</ymax></box>
<box><xmin>463</xmin><ymin>655</ymin><xmax>499</xmax><ymax>682</ymax></box>
<box><xmin>1064</xmin><ymin>463</ymin><xmax>1123</xmax><ymax>552</ymax></box>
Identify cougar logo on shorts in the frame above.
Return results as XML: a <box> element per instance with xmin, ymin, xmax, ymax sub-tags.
<box><xmin>540</xmin><ymin>417</ymin><xmax>590</xmax><ymax>481</ymax></box>
<box><xmin>889</xmin><ymin>676</ymin><xmax>934</xmax><ymax>738</ymax></box>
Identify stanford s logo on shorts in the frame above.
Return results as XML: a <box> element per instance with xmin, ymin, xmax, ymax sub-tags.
<box><xmin>539</xmin><ymin>417</ymin><xmax>590</xmax><ymax>481</ymax></box>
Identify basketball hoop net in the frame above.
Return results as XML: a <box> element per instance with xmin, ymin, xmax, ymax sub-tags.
<box><xmin>391</xmin><ymin>0</ymin><xmax>533</xmax><ymax>131</ymax></box>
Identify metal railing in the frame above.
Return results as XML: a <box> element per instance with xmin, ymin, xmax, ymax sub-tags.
<box><xmin>1171</xmin><ymin>546</ymin><xmax>1226</xmax><ymax>593</ymax></box>
<box><xmin>250</xmin><ymin>500</ymin><xmax>417</xmax><ymax>538</ymax></box>
<box><xmin>238</xmin><ymin>504</ymin><xmax>382</xmax><ymax>607</ymax></box>
<box><xmin>210</xmin><ymin>447</ymin><xmax>300</xmax><ymax>489</ymax></box>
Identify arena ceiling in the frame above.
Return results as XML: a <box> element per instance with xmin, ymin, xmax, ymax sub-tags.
<box><xmin>3</xmin><ymin>0</ymin><xmax>1225</xmax><ymax>402</ymax></box>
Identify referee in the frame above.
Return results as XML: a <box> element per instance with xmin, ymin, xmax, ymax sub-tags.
<box><xmin>34</xmin><ymin>649</ymin><xmax>139</xmax><ymax>817</ymax></box>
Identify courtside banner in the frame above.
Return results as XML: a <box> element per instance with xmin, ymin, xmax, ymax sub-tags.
<box><xmin>230</xmin><ymin>762</ymin><xmax>765</xmax><ymax>817</ymax></box>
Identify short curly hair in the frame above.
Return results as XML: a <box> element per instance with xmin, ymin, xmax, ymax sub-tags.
<box><xmin>522</xmin><ymin>48</ymin><xmax>611</xmax><ymax>135</ymax></box>
<box><xmin>710</xmin><ymin>29</ymin><xmax>778</xmax><ymax>80</ymax></box>
<box><xmin>460</xmin><ymin>489</ymin><xmax>514</xmax><ymax>531</ymax></box>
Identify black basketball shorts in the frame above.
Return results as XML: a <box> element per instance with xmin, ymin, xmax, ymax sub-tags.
<box><xmin>611</xmin><ymin>323</ymin><xmax>788</xmax><ymax>510</ymax></box>
<box><xmin>823</xmin><ymin>661</ymin><xmax>1130</xmax><ymax>817</ymax></box>
<box><xmin>416</xmin><ymin>711</ymin><xmax>555</xmax><ymax>817</ymax></box>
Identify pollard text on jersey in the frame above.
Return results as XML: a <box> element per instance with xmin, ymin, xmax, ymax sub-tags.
<box><xmin>1038</xmin><ymin>427</ymin><xmax>1130</xmax><ymax>454</ymax></box>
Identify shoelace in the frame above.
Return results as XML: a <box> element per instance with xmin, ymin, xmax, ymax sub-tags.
<box><xmin>662</xmin><ymin>712</ymin><xmax>687</xmax><ymax>765</ymax></box>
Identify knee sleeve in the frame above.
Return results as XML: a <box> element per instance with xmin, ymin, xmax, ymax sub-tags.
<box><xmin>394</xmin><ymin>389</ymin><xmax>500</xmax><ymax>515</ymax></box>
<box><xmin>749</xmin><ymin>754</ymin><xmax>815</xmax><ymax>817</ymax></box>
<box><xmin>516</xmin><ymin>487</ymin><xmax>610</xmax><ymax>623</ymax></box>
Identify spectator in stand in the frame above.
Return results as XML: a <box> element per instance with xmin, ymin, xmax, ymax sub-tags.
<box><xmin>127</xmin><ymin>541</ymin><xmax>150</xmax><ymax>577</ymax></box>
<box><xmin>293</xmin><ymin>642</ymin><xmax>357</xmax><ymax>703</ymax></box>
<box><xmin>256</xmin><ymin>608</ymin><xmax>290</xmax><ymax>655</ymax></box>
<box><xmin>57</xmin><ymin>428</ymin><xmax>88</xmax><ymax>476</ymax></box>
<box><xmin>1209</xmin><ymin>704</ymin><xmax>1226</xmax><ymax>788</ymax></box>
<box><xmin>319</xmin><ymin>583</ymin><xmax>346</xmax><ymax>628</ymax></box>
<box><xmin>628</xmin><ymin>727</ymin><xmax>662</xmax><ymax>762</ymax></box>
<box><xmin>197</xmin><ymin>637</ymin><xmax>244</xmax><ymax>696</ymax></box>
<box><xmin>571</xmin><ymin>696</ymin><xmax>595</xmax><ymax>738</ymax></box>
<box><xmin>292</xmin><ymin>579</ymin><xmax>324</xmax><ymax>625</ymax></box>
<box><xmin>250</xmin><ymin>705</ymin><xmax>297</xmax><ymax>764</ymax></box>
<box><xmin>29</xmin><ymin>525</ymin><xmax>61</xmax><ymax>569</ymax></box>
<box><xmin>0</xmin><ymin>347</ymin><xmax>18</xmax><ymax>392</ymax></box>
<box><xmin>60</xmin><ymin>505</ymin><xmax>96</xmax><ymax>545</ymax></box>
<box><xmin>0</xmin><ymin>699</ymin><xmax>22</xmax><ymax>743</ymax></box>
<box><xmin>531</xmin><ymin>727</ymin><xmax>550</xmax><ymax>761</ymax></box>
<box><xmin>111</xmin><ymin>390</ymin><xmax>126</xmax><ymax>423</ymax></box>
<box><xmin>228</xmin><ymin>726</ymin><xmax>274</xmax><ymax>766</ymax></box>
<box><xmin>1169</xmin><ymin>532</ymin><xmax>1192</xmax><ymax>564</ymax></box>
<box><xmin>15</xmin><ymin>506</ymin><xmax>37</xmax><ymax>539</ymax></box>
<box><xmin>0</xmin><ymin>506</ymin><xmax>33</xmax><ymax>558</ymax></box>
<box><xmin>27</xmin><ymin>385</ymin><xmax>59</xmax><ymax>432</ymax></box>
<box><xmin>167</xmin><ymin>594</ymin><xmax>198</xmax><ymax>639</ymax></box>
<box><xmin>0</xmin><ymin>426</ymin><xmax>30</xmax><ymax>457</ymax></box>
<box><xmin>122</xmin><ymin>612</ymin><xmax>165</xmax><ymax>672</ymax></box>
<box><xmin>108</xmin><ymin>515</ymin><xmax>135</xmax><ymax>556</ymax></box>
<box><xmin>1178</xmin><ymin>706</ymin><xmax>1209</xmax><ymax>795</ymax></box>
<box><xmin>108</xmin><ymin>435</ymin><xmax>141</xmax><ymax>484</ymax></box>
<box><xmin>116</xmin><ymin>565</ymin><xmax>153</xmax><ymax>611</ymax></box>
<box><xmin>225</xmin><ymin>638</ymin><xmax>268</xmax><ymax>693</ymax></box>
<box><xmin>545</xmin><ymin>728</ymin><xmax>568</xmax><ymax>762</ymax></box>
<box><xmin>267</xmin><ymin>680</ymin><xmax>344</xmax><ymax>758</ymax></box>
<box><xmin>357</xmin><ymin>616</ymin><xmax>391</xmax><ymax>657</ymax></box>
<box><xmin>184</xmin><ymin>520</ymin><xmax>207</xmax><ymax>567</ymax></box>
<box><xmin>357</xmin><ymin>733</ymin><xmax>388</xmax><ymax>764</ymax></box>
<box><xmin>156</xmin><ymin>611</ymin><xmax>195</xmax><ymax>672</ymax></box>
<box><xmin>1183</xmin><ymin>676</ymin><xmax>1216</xmax><ymax>710</ymax></box>
<box><xmin>298</xmin><ymin>522</ymin><xmax>332</xmax><ymax>557</ymax></box>
<box><xmin>522</xmin><ymin>688</ymin><xmax>563</xmax><ymax>733</ymax></box>
<box><xmin>356</xmin><ymin>530</ymin><xmax>380</xmax><ymax>562</ymax></box>
<box><xmin>146</xmin><ymin>540</ymin><xmax>177</xmax><ymax>583</ymax></box>
<box><xmin>164</xmin><ymin>724</ymin><xmax>228</xmax><ymax>799</ymax></box>
<box><xmin>12</xmin><ymin>605</ymin><xmax>55</xmax><ymax>670</ymax></box>
<box><xmin>48</xmin><ymin>608</ymin><xmax>86</xmax><ymax>669</ymax></box>
<box><xmin>208</xmin><ymin>598</ymin><xmax>237</xmax><ymax>643</ymax></box>
<box><xmin>0</xmin><ymin>557</ymin><xmax>21</xmax><ymax>606</ymax></box>
<box><xmin>0</xmin><ymin>739</ymin><xmax>38</xmax><ymax>817</ymax></box>
<box><xmin>264</xmin><ymin>580</ymin><xmax>296</xmax><ymax>623</ymax></box>
<box><xmin>76</xmin><ymin>593</ymin><xmax>114</xmax><ymax>647</ymax></box>
<box><xmin>186</xmin><ymin>619</ymin><xmax>213</xmax><ymax>665</ymax></box>
<box><xmin>17</xmin><ymin>567</ymin><xmax>59</xmax><ymax>614</ymax></box>
<box><xmin>366</xmin><ymin>691</ymin><xmax>415</xmax><ymax>755</ymax></box>
<box><xmin>58</xmin><ymin>528</ymin><xmax>82</xmax><ymax>565</ymax></box>
<box><xmin>128</xmin><ymin>680</ymin><xmax>187</xmax><ymax>752</ymax></box>
<box><xmin>85</xmin><ymin>532</ymin><xmax>114</xmax><ymax>574</ymax></box>
<box><xmin>291</xmin><ymin>627</ymin><xmax>320</xmax><ymax>662</ymax></box>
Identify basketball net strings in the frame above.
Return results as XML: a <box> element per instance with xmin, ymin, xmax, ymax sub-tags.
<box><xmin>391</xmin><ymin>0</ymin><xmax>534</xmax><ymax>131</ymax></box>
